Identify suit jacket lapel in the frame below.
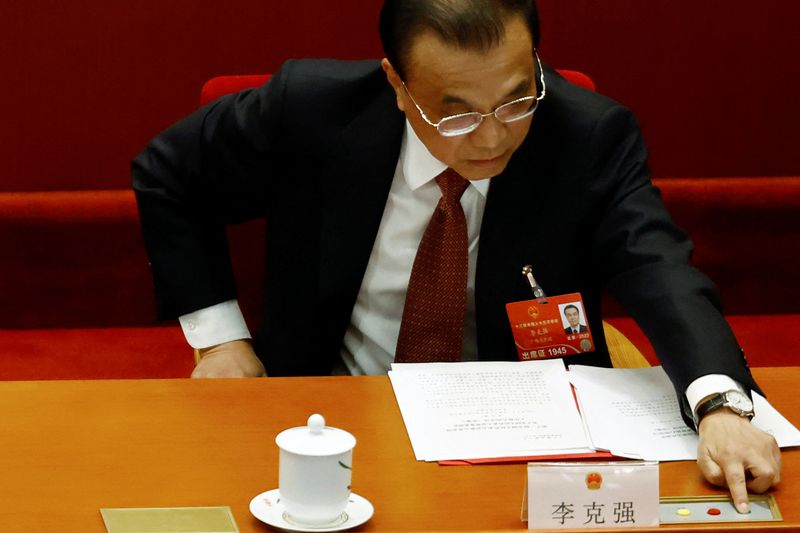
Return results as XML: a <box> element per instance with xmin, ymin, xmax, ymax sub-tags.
<box><xmin>475</xmin><ymin>137</ymin><xmax>568</xmax><ymax>360</ymax></box>
<box><xmin>474</xmin><ymin>117</ymin><xmax>608</xmax><ymax>363</ymax></box>
<box><xmin>317</xmin><ymin>87</ymin><xmax>405</xmax><ymax>336</ymax></box>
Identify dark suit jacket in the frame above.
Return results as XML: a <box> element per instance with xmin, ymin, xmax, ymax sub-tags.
<box><xmin>132</xmin><ymin>59</ymin><xmax>757</xmax><ymax>423</ymax></box>
<box><xmin>565</xmin><ymin>325</ymin><xmax>588</xmax><ymax>334</ymax></box>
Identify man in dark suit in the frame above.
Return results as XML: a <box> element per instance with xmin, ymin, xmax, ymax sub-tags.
<box><xmin>563</xmin><ymin>304</ymin><xmax>588</xmax><ymax>334</ymax></box>
<box><xmin>133</xmin><ymin>0</ymin><xmax>779</xmax><ymax>511</ymax></box>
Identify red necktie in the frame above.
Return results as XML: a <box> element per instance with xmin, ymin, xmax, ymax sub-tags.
<box><xmin>395</xmin><ymin>169</ymin><xmax>469</xmax><ymax>363</ymax></box>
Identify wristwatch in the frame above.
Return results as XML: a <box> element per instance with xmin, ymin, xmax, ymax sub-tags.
<box><xmin>693</xmin><ymin>389</ymin><xmax>755</xmax><ymax>429</ymax></box>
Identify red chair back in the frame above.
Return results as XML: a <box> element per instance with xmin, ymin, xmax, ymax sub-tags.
<box><xmin>199</xmin><ymin>69</ymin><xmax>595</xmax><ymax>106</ymax></box>
<box><xmin>557</xmin><ymin>69</ymin><xmax>596</xmax><ymax>92</ymax></box>
<box><xmin>200</xmin><ymin>74</ymin><xmax>271</xmax><ymax>106</ymax></box>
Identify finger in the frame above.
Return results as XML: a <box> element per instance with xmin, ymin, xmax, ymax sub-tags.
<box><xmin>721</xmin><ymin>463</ymin><xmax>750</xmax><ymax>514</ymax></box>
<box><xmin>746</xmin><ymin>465</ymin><xmax>778</xmax><ymax>494</ymax></box>
<box><xmin>745</xmin><ymin>455</ymin><xmax>781</xmax><ymax>493</ymax></box>
<box><xmin>697</xmin><ymin>450</ymin><xmax>726</xmax><ymax>487</ymax></box>
<box><xmin>771</xmin><ymin>439</ymin><xmax>782</xmax><ymax>483</ymax></box>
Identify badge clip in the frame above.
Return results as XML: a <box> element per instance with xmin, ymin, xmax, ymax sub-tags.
<box><xmin>522</xmin><ymin>265</ymin><xmax>547</xmax><ymax>301</ymax></box>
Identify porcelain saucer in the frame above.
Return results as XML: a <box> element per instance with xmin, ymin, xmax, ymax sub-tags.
<box><xmin>249</xmin><ymin>489</ymin><xmax>374</xmax><ymax>532</ymax></box>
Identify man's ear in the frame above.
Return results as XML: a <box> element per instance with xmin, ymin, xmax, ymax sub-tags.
<box><xmin>381</xmin><ymin>58</ymin><xmax>407</xmax><ymax>112</ymax></box>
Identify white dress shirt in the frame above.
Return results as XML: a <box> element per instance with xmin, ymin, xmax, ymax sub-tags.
<box><xmin>337</xmin><ymin>121</ymin><xmax>489</xmax><ymax>375</ymax></box>
<box><xmin>178</xmin><ymin>122</ymin><xmax>741</xmax><ymax>410</ymax></box>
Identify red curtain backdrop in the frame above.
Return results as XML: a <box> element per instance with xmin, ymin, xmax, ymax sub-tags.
<box><xmin>1</xmin><ymin>0</ymin><xmax>799</xmax><ymax>191</ymax></box>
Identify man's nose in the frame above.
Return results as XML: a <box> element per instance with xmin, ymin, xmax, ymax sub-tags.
<box><xmin>469</xmin><ymin>115</ymin><xmax>506</xmax><ymax>149</ymax></box>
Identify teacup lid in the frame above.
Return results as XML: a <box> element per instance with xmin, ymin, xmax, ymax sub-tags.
<box><xmin>275</xmin><ymin>414</ymin><xmax>356</xmax><ymax>456</ymax></box>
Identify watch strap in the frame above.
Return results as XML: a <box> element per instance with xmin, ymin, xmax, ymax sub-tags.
<box><xmin>693</xmin><ymin>390</ymin><xmax>754</xmax><ymax>429</ymax></box>
<box><xmin>694</xmin><ymin>393</ymin><xmax>729</xmax><ymax>426</ymax></box>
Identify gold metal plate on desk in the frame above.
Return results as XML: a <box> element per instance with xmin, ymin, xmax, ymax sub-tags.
<box><xmin>100</xmin><ymin>506</ymin><xmax>239</xmax><ymax>532</ymax></box>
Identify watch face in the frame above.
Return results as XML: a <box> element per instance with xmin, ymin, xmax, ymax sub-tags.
<box><xmin>726</xmin><ymin>391</ymin><xmax>754</xmax><ymax>413</ymax></box>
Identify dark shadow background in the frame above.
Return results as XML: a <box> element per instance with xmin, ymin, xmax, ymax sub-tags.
<box><xmin>1</xmin><ymin>0</ymin><xmax>797</xmax><ymax>191</ymax></box>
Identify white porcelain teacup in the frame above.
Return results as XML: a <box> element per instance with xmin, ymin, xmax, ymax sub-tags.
<box><xmin>276</xmin><ymin>414</ymin><xmax>356</xmax><ymax>526</ymax></box>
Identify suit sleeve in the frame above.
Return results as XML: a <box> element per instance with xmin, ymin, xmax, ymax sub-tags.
<box><xmin>586</xmin><ymin>105</ymin><xmax>758</xmax><ymax>412</ymax></box>
<box><xmin>132</xmin><ymin>62</ymin><xmax>293</xmax><ymax>319</ymax></box>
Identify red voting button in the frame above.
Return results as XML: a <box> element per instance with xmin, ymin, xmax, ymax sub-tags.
<box><xmin>707</xmin><ymin>507</ymin><xmax>721</xmax><ymax>516</ymax></box>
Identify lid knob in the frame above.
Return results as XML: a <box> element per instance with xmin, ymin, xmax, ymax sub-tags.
<box><xmin>308</xmin><ymin>413</ymin><xmax>325</xmax><ymax>435</ymax></box>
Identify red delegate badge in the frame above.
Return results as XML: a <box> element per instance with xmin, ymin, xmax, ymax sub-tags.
<box><xmin>506</xmin><ymin>293</ymin><xmax>595</xmax><ymax>361</ymax></box>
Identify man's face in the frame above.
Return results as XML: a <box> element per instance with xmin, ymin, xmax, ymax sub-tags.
<box><xmin>382</xmin><ymin>16</ymin><xmax>536</xmax><ymax>181</ymax></box>
<box><xmin>565</xmin><ymin>308</ymin><xmax>580</xmax><ymax>327</ymax></box>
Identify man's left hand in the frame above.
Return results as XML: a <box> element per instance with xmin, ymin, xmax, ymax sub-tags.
<box><xmin>697</xmin><ymin>409</ymin><xmax>781</xmax><ymax>514</ymax></box>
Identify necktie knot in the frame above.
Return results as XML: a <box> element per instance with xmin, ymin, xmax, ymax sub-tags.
<box><xmin>436</xmin><ymin>169</ymin><xmax>469</xmax><ymax>208</ymax></box>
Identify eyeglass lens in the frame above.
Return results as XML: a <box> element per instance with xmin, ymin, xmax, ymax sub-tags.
<box><xmin>438</xmin><ymin>98</ymin><xmax>537</xmax><ymax>135</ymax></box>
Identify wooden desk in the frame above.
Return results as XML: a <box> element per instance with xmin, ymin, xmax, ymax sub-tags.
<box><xmin>0</xmin><ymin>367</ymin><xmax>797</xmax><ymax>531</ymax></box>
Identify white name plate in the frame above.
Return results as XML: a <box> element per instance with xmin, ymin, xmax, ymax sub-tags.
<box><xmin>527</xmin><ymin>461</ymin><xmax>659</xmax><ymax>529</ymax></box>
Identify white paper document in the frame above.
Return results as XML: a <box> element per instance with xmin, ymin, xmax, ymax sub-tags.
<box><xmin>568</xmin><ymin>365</ymin><xmax>800</xmax><ymax>461</ymax></box>
<box><xmin>389</xmin><ymin>360</ymin><xmax>592</xmax><ymax>461</ymax></box>
<box><xmin>389</xmin><ymin>361</ymin><xmax>800</xmax><ymax>463</ymax></box>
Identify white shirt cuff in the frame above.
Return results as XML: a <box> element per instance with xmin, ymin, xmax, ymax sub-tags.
<box><xmin>685</xmin><ymin>374</ymin><xmax>745</xmax><ymax>414</ymax></box>
<box><xmin>178</xmin><ymin>299</ymin><xmax>252</xmax><ymax>349</ymax></box>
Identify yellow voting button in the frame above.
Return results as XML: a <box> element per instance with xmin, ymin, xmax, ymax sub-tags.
<box><xmin>676</xmin><ymin>508</ymin><xmax>692</xmax><ymax>516</ymax></box>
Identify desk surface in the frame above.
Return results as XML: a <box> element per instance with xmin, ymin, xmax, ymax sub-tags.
<box><xmin>1</xmin><ymin>367</ymin><xmax>798</xmax><ymax>532</ymax></box>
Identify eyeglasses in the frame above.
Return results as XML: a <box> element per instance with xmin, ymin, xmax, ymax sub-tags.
<box><xmin>401</xmin><ymin>50</ymin><xmax>546</xmax><ymax>137</ymax></box>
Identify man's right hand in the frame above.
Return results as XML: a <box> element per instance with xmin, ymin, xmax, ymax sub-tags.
<box><xmin>192</xmin><ymin>339</ymin><xmax>267</xmax><ymax>378</ymax></box>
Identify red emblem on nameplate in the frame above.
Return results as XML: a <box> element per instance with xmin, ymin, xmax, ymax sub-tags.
<box><xmin>506</xmin><ymin>293</ymin><xmax>595</xmax><ymax>361</ymax></box>
<box><xmin>586</xmin><ymin>472</ymin><xmax>603</xmax><ymax>490</ymax></box>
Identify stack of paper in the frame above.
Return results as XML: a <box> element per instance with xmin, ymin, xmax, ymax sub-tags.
<box><xmin>568</xmin><ymin>365</ymin><xmax>800</xmax><ymax>461</ymax></box>
<box><xmin>388</xmin><ymin>360</ymin><xmax>800</xmax><ymax>463</ymax></box>
<box><xmin>389</xmin><ymin>360</ymin><xmax>593</xmax><ymax>461</ymax></box>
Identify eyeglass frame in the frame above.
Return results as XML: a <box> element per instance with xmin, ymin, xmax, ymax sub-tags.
<box><xmin>400</xmin><ymin>50</ymin><xmax>547</xmax><ymax>137</ymax></box>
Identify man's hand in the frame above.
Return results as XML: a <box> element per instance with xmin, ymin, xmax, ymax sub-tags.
<box><xmin>697</xmin><ymin>409</ymin><xmax>781</xmax><ymax>513</ymax></box>
<box><xmin>192</xmin><ymin>340</ymin><xmax>267</xmax><ymax>378</ymax></box>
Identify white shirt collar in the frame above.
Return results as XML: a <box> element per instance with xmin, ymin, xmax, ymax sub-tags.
<box><xmin>401</xmin><ymin>120</ymin><xmax>491</xmax><ymax>198</ymax></box>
